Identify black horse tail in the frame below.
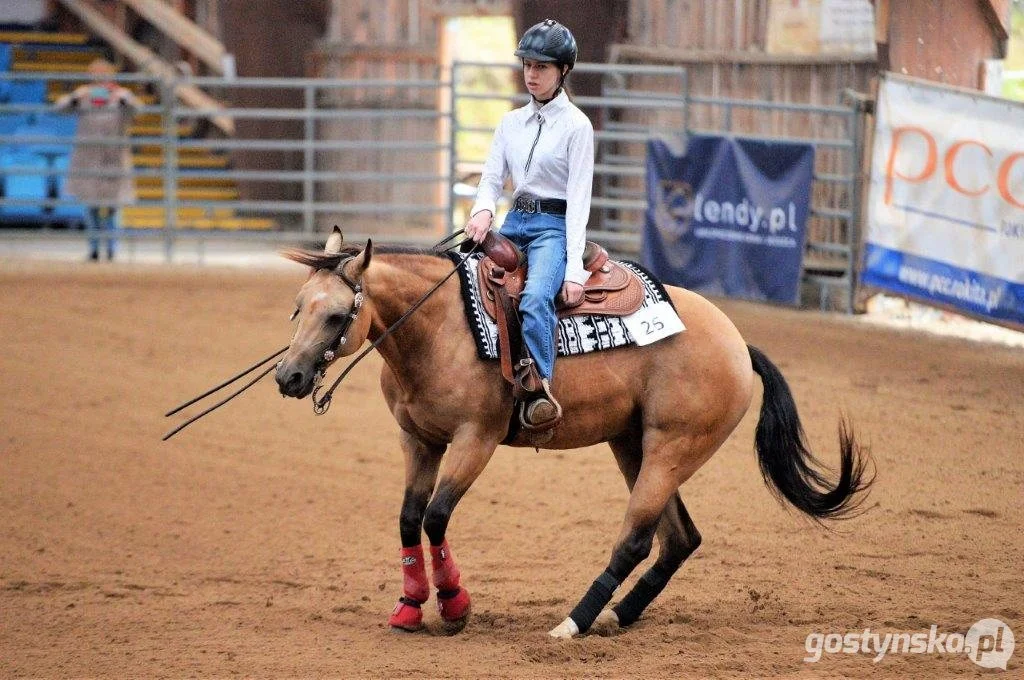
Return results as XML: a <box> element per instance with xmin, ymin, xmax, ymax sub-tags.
<box><xmin>748</xmin><ymin>345</ymin><xmax>873</xmax><ymax>520</ymax></box>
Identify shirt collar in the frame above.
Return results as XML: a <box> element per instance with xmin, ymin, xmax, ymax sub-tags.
<box><xmin>524</xmin><ymin>89</ymin><xmax>569</xmax><ymax>122</ymax></box>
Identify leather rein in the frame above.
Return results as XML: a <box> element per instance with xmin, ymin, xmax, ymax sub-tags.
<box><xmin>163</xmin><ymin>232</ymin><xmax>478</xmax><ymax>440</ymax></box>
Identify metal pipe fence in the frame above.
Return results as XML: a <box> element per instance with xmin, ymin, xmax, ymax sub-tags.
<box><xmin>0</xmin><ymin>64</ymin><xmax>865</xmax><ymax>310</ymax></box>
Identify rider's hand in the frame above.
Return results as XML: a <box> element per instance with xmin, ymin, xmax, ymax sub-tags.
<box><xmin>560</xmin><ymin>281</ymin><xmax>584</xmax><ymax>307</ymax></box>
<box><xmin>465</xmin><ymin>210</ymin><xmax>493</xmax><ymax>244</ymax></box>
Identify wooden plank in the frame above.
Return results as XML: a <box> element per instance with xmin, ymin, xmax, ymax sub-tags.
<box><xmin>0</xmin><ymin>31</ymin><xmax>88</xmax><ymax>44</ymax></box>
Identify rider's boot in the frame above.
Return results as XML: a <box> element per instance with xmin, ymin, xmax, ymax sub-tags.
<box><xmin>514</xmin><ymin>358</ymin><xmax>562</xmax><ymax>432</ymax></box>
<box><xmin>522</xmin><ymin>378</ymin><xmax>562</xmax><ymax>429</ymax></box>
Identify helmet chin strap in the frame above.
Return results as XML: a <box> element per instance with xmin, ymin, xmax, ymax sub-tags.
<box><xmin>532</xmin><ymin>87</ymin><xmax>560</xmax><ymax>105</ymax></box>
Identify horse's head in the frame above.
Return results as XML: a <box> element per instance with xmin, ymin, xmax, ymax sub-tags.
<box><xmin>275</xmin><ymin>227</ymin><xmax>374</xmax><ymax>398</ymax></box>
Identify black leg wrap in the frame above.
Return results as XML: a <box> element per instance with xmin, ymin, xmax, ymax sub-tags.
<box><xmin>612</xmin><ymin>564</ymin><xmax>673</xmax><ymax>627</ymax></box>
<box><xmin>568</xmin><ymin>570</ymin><xmax>620</xmax><ymax>633</ymax></box>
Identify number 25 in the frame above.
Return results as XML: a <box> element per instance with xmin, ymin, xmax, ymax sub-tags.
<box><xmin>641</xmin><ymin>318</ymin><xmax>665</xmax><ymax>335</ymax></box>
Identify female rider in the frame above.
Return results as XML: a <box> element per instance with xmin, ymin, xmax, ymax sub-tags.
<box><xmin>464</xmin><ymin>19</ymin><xmax>595</xmax><ymax>430</ymax></box>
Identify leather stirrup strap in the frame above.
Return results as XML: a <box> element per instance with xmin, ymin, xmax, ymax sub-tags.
<box><xmin>489</xmin><ymin>269</ymin><xmax>523</xmax><ymax>387</ymax></box>
<box><xmin>512</xmin><ymin>357</ymin><xmax>544</xmax><ymax>401</ymax></box>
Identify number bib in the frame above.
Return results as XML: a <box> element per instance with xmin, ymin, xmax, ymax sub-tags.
<box><xmin>621</xmin><ymin>301</ymin><xmax>685</xmax><ymax>346</ymax></box>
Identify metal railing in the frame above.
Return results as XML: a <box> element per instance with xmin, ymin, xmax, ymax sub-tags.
<box><xmin>0</xmin><ymin>64</ymin><xmax>865</xmax><ymax>310</ymax></box>
<box><xmin>0</xmin><ymin>70</ymin><xmax>454</xmax><ymax>256</ymax></box>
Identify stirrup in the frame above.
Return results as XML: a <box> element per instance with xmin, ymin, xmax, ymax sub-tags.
<box><xmin>519</xmin><ymin>378</ymin><xmax>562</xmax><ymax>432</ymax></box>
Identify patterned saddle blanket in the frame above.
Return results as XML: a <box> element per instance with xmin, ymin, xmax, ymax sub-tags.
<box><xmin>451</xmin><ymin>252</ymin><xmax>677</xmax><ymax>361</ymax></box>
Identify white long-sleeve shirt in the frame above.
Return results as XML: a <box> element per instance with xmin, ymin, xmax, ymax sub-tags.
<box><xmin>470</xmin><ymin>91</ymin><xmax>595</xmax><ymax>285</ymax></box>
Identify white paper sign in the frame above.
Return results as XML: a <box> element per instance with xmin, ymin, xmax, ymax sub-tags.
<box><xmin>622</xmin><ymin>302</ymin><xmax>685</xmax><ymax>346</ymax></box>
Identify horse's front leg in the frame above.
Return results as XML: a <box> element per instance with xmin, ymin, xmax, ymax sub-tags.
<box><xmin>388</xmin><ymin>429</ymin><xmax>445</xmax><ymax>632</ymax></box>
<box><xmin>421</xmin><ymin>426</ymin><xmax>502</xmax><ymax>629</ymax></box>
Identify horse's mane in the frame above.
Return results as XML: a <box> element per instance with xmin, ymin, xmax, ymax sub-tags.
<box><xmin>281</xmin><ymin>243</ymin><xmax>448</xmax><ymax>271</ymax></box>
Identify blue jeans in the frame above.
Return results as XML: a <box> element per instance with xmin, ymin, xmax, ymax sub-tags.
<box><xmin>498</xmin><ymin>210</ymin><xmax>566</xmax><ymax>380</ymax></box>
<box><xmin>85</xmin><ymin>207</ymin><xmax>117</xmax><ymax>260</ymax></box>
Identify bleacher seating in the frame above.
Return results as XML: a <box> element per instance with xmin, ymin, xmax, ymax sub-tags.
<box><xmin>0</xmin><ymin>147</ymin><xmax>47</xmax><ymax>219</ymax></box>
<box><xmin>50</xmin><ymin>154</ymin><xmax>85</xmax><ymax>221</ymax></box>
<box><xmin>1</xmin><ymin>28</ymin><xmax>276</xmax><ymax>231</ymax></box>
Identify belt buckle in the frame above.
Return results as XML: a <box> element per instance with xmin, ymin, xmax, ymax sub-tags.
<box><xmin>518</xmin><ymin>197</ymin><xmax>538</xmax><ymax>214</ymax></box>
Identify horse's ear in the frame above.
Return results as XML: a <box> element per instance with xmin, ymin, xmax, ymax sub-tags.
<box><xmin>325</xmin><ymin>226</ymin><xmax>344</xmax><ymax>254</ymax></box>
<box><xmin>355</xmin><ymin>238</ymin><xmax>373</xmax><ymax>274</ymax></box>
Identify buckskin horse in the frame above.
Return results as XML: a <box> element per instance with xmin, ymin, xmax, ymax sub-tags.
<box><xmin>274</xmin><ymin>228</ymin><xmax>872</xmax><ymax>638</ymax></box>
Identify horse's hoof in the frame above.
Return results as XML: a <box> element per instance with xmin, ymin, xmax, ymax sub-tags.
<box><xmin>548</xmin><ymin>616</ymin><xmax>580</xmax><ymax>639</ymax></box>
<box><xmin>590</xmin><ymin>609</ymin><xmax>620</xmax><ymax>636</ymax></box>
<box><xmin>437</xmin><ymin>586</ymin><xmax>471</xmax><ymax>623</ymax></box>
<box><xmin>388</xmin><ymin>599</ymin><xmax>424</xmax><ymax>632</ymax></box>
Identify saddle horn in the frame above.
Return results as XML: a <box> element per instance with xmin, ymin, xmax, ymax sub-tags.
<box><xmin>461</xmin><ymin>230</ymin><xmax>524</xmax><ymax>272</ymax></box>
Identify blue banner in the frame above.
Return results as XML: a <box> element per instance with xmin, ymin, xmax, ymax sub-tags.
<box><xmin>862</xmin><ymin>244</ymin><xmax>1024</xmax><ymax>327</ymax></box>
<box><xmin>642</xmin><ymin>135</ymin><xmax>815</xmax><ymax>304</ymax></box>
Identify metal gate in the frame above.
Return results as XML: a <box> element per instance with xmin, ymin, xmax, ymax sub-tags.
<box><xmin>1</xmin><ymin>63</ymin><xmax>865</xmax><ymax>309</ymax></box>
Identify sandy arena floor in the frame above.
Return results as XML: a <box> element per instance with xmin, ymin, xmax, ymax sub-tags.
<box><xmin>1</xmin><ymin>261</ymin><xmax>1021</xmax><ymax>678</ymax></box>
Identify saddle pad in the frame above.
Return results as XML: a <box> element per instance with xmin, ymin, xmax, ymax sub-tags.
<box><xmin>451</xmin><ymin>252</ymin><xmax>677</xmax><ymax>361</ymax></box>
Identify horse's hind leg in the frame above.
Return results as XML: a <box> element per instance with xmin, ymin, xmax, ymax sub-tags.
<box><xmin>551</xmin><ymin>430</ymin><xmax>709</xmax><ymax>638</ymax></box>
<box><xmin>605</xmin><ymin>494</ymin><xmax>701</xmax><ymax>629</ymax></box>
<box><xmin>593</xmin><ymin>437</ymin><xmax>702</xmax><ymax>631</ymax></box>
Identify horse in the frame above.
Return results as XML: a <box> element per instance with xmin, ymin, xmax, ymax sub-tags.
<box><xmin>274</xmin><ymin>227</ymin><xmax>873</xmax><ymax>638</ymax></box>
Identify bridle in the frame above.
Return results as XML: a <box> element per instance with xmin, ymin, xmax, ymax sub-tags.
<box><xmin>308</xmin><ymin>253</ymin><xmax>365</xmax><ymax>414</ymax></box>
<box><xmin>163</xmin><ymin>232</ymin><xmax>477</xmax><ymax>440</ymax></box>
<box><xmin>308</xmin><ymin>235</ymin><xmax>477</xmax><ymax>415</ymax></box>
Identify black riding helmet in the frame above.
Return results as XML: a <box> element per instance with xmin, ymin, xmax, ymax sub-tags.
<box><xmin>515</xmin><ymin>19</ymin><xmax>578</xmax><ymax>70</ymax></box>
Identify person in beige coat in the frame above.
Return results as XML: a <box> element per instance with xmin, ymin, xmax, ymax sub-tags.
<box><xmin>55</xmin><ymin>59</ymin><xmax>141</xmax><ymax>261</ymax></box>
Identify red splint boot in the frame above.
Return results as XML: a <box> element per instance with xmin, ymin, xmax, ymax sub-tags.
<box><xmin>388</xmin><ymin>597</ymin><xmax>424</xmax><ymax>631</ymax></box>
<box><xmin>437</xmin><ymin>586</ymin><xmax>472</xmax><ymax>622</ymax></box>
<box><xmin>388</xmin><ymin>545</ymin><xmax>430</xmax><ymax>631</ymax></box>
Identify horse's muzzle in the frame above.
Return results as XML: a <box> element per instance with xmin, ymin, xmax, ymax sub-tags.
<box><xmin>275</xmin><ymin>360</ymin><xmax>316</xmax><ymax>398</ymax></box>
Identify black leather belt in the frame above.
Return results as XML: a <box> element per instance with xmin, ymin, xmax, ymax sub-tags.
<box><xmin>512</xmin><ymin>195</ymin><xmax>567</xmax><ymax>215</ymax></box>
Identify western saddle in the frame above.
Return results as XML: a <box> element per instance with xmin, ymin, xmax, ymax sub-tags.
<box><xmin>469</xmin><ymin>231</ymin><xmax>644</xmax><ymax>440</ymax></box>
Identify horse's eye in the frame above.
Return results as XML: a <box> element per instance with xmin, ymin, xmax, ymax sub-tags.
<box><xmin>289</xmin><ymin>308</ymin><xmax>299</xmax><ymax>321</ymax></box>
<box><xmin>327</xmin><ymin>312</ymin><xmax>347</xmax><ymax>325</ymax></box>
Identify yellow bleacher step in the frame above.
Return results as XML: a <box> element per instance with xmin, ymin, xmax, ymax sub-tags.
<box><xmin>133</xmin><ymin>144</ymin><xmax>213</xmax><ymax>156</ymax></box>
<box><xmin>136</xmin><ymin>187</ymin><xmax>240</xmax><ymax>201</ymax></box>
<box><xmin>134</xmin><ymin>113</ymin><xmax>165</xmax><ymax>125</ymax></box>
<box><xmin>12</xmin><ymin>61</ymin><xmax>91</xmax><ymax>73</ymax></box>
<box><xmin>133</xmin><ymin>154</ymin><xmax>230</xmax><ymax>169</ymax></box>
<box><xmin>122</xmin><ymin>216</ymin><xmax>276</xmax><ymax>230</ymax></box>
<box><xmin>0</xmin><ymin>31</ymin><xmax>89</xmax><ymax>45</ymax></box>
<box><xmin>135</xmin><ymin>176</ymin><xmax>237</xmax><ymax>188</ymax></box>
<box><xmin>123</xmin><ymin>207</ymin><xmax>215</xmax><ymax>219</ymax></box>
<box><xmin>48</xmin><ymin>81</ymin><xmax>150</xmax><ymax>96</ymax></box>
<box><xmin>129</xmin><ymin>124</ymin><xmax>195</xmax><ymax>137</ymax></box>
<box><xmin>13</xmin><ymin>49</ymin><xmax>104</xmax><ymax>63</ymax></box>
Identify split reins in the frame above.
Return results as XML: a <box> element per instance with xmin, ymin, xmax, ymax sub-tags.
<box><xmin>162</xmin><ymin>231</ymin><xmax>478</xmax><ymax>441</ymax></box>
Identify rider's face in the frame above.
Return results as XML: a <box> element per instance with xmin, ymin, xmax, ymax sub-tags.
<box><xmin>523</xmin><ymin>59</ymin><xmax>563</xmax><ymax>101</ymax></box>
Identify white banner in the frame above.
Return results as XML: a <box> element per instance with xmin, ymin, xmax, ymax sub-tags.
<box><xmin>864</xmin><ymin>75</ymin><xmax>1024</xmax><ymax>326</ymax></box>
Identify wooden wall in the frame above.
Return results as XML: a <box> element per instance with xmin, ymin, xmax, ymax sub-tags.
<box><xmin>217</xmin><ymin>0</ymin><xmax>329</xmax><ymax>205</ymax></box>
<box><xmin>307</xmin><ymin>0</ymin><xmax>454</xmax><ymax>235</ymax></box>
<box><xmin>626</xmin><ymin>0</ymin><xmax>771</xmax><ymax>51</ymax></box>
